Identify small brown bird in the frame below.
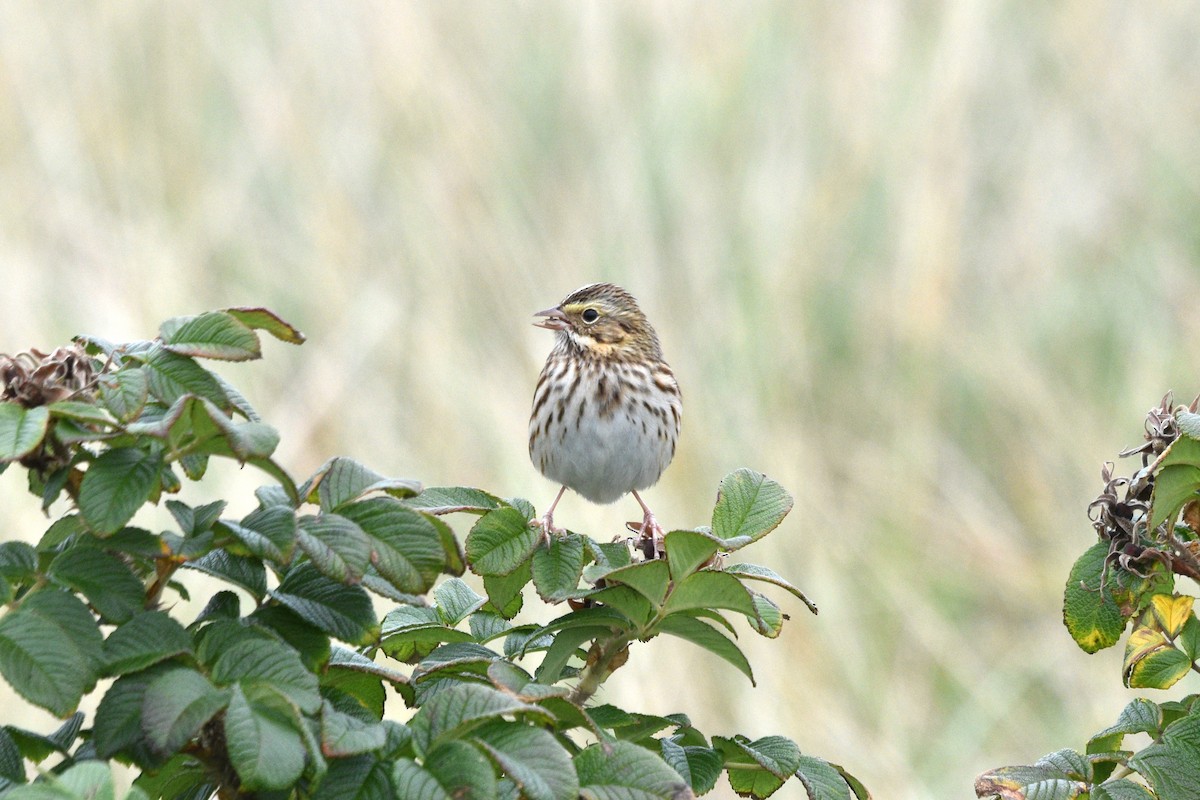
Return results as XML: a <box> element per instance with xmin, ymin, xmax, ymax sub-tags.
<box><xmin>528</xmin><ymin>283</ymin><xmax>682</xmax><ymax>546</ymax></box>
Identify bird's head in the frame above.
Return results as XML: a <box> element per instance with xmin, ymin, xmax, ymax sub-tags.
<box><xmin>533</xmin><ymin>282</ymin><xmax>662</xmax><ymax>361</ymax></box>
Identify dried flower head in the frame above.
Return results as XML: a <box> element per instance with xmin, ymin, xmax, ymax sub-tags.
<box><xmin>0</xmin><ymin>345</ymin><xmax>96</xmax><ymax>407</ymax></box>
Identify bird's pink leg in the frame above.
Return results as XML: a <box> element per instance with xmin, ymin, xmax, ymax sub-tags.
<box><xmin>536</xmin><ymin>486</ymin><xmax>568</xmax><ymax>543</ymax></box>
<box><xmin>631</xmin><ymin>490</ymin><xmax>665</xmax><ymax>556</ymax></box>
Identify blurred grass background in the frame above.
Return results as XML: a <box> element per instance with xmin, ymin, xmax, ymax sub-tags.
<box><xmin>3</xmin><ymin>2</ymin><xmax>1200</xmax><ymax>797</ymax></box>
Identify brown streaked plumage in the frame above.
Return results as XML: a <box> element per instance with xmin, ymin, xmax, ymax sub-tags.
<box><xmin>529</xmin><ymin>283</ymin><xmax>682</xmax><ymax>551</ymax></box>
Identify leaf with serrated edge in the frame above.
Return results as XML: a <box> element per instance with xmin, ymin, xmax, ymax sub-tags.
<box><xmin>711</xmin><ymin>469</ymin><xmax>793</xmax><ymax>545</ymax></box>
<box><xmin>0</xmin><ymin>404</ymin><xmax>49</xmax><ymax>461</ymax></box>
<box><xmin>724</xmin><ymin>562</ymin><xmax>819</xmax><ymax>615</ymax></box>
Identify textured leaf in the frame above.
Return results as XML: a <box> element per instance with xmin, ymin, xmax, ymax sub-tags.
<box><xmin>340</xmin><ymin>498</ymin><xmax>446</xmax><ymax>593</ymax></box>
<box><xmin>94</xmin><ymin>665</ymin><xmax>171</xmax><ymax>763</ymax></box>
<box><xmin>603</xmin><ymin>560</ymin><xmax>671</xmax><ymax>607</ymax></box>
<box><xmin>483</xmin><ymin>562</ymin><xmax>531</xmax><ymax>619</ymax></box>
<box><xmin>531</xmin><ymin>533</ymin><xmax>586</xmax><ymax>602</ymax></box>
<box><xmin>210</xmin><ymin>637</ymin><xmax>321</xmax><ymax>714</ymax></box>
<box><xmin>217</xmin><ymin>505</ymin><xmax>297</xmax><ymax>563</ymax></box>
<box><xmin>794</xmin><ymin>754</ymin><xmax>858</xmax><ymax>800</ymax></box>
<box><xmin>1064</xmin><ymin>542</ymin><xmax>1128</xmax><ymax>653</ymax></box>
<box><xmin>413</xmin><ymin>682</ymin><xmax>551</xmax><ymax>752</ymax></box>
<box><xmin>223</xmin><ymin>684</ymin><xmax>306</xmax><ymax>791</ymax></box>
<box><xmin>0</xmin><ymin>590</ymin><xmax>103</xmax><ymax>716</ymax></box>
<box><xmin>471</xmin><ymin>722</ymin><xmax>577</xmax><ymax>800</ymax></box>
<box><xmin>657</xmin><ymin>615</ymin><xmax>753</xmax><ymax>683</ymax></box>
<box><xmin>313</xmin><ymin>755</ymin><xmax>395</xmax><ymax>800</ymax></box>
<box><xmin>273</xmin><ymin>562</ymin><xmax>378</xmax><ymax>645</ymax></box>
<box><xmin>467</xmin><ymin>508</ymin><xmax>540</xmax><ymax>577</ymax></box>
<box><xmin>297</xmin><ymin>513</ymin><xmax>372</xmax><ymax>584</ymax></box>
<box><xmin>142</xmin><ymin>666</ymin><xmax>230</xmax><ymax>756</ymax></box>
<box><xmin>663</xmin><ymin>529</ymin><xmax>721</xmax><ymax>580</ymax></box>
<box><xmin>575</xmin><ymin>740</ymin><xmax>690</xmax><ymax>799</ymax></box>
<box><xmin>103</xmin><ymin>611</ymin><xmax>192</xmax><ymax>676</ymax></box>
<box><xmin>433</xmin><ymin>578</ymin><xmax>487</xmax><ymax>625</ymax></box>
<box><xmin>392</xmin><ymin>759</ymin><xmax>454</xmax><ymax>800</ymax></box>
<box><xmin>660</xmin><ymin>738</ymin><xmax>722</xmax><ymax>796</ymax></box>
<box><xmin>711</xmin><ymin>469</ymin><xmax>793</xmax><ymax>546</ymax></box>
<box><xmin>424</xmin><ymin>740</ymin><xmax>498</xmax><ymax>799</ymax></box>
<box><xmin>78</xmin><ymin>447</ymin><xmax>162</xmax><ymax>535</ymax></box>
<box><xmin>0</xmin><ymin>403</ymin><xmax>49</xmax><ymax>461</ymax></box>
<box><xmin>225</xmin><ymin>307</ymin><xmax>307</xmax><ymax>344</ymax></box>
<box><xmin>141</xmin><ymin>348</ymin><xmax>230</xmax><ymax>410</ymax></box>
<box><xmin>321</xmin><ymin>701</ymin><xmax>388</xmax><ymax>757</ymax></box>
<box><xmin>663</xmin><ymin>570</ymin><xmax>758</xmax><ymax>619</ymax></box>
<box><xmin>717</xmin><ymin>735</ymin><xmax>803</xmax><ymax>799</ymax></box>
<box><xmin>162</xmin><ymin>311</ymin><xmax>261</xmax><ymax>362</ymax></box>
<box><xmin>184</xmin><ymin>550</ymin><xmax>267</xmax><ymax>599</ymax></box>
<box><xmin>306</xmin><ymin>457</ymin><xmax>421</xmax><ymax>511</ymax></box>
<box><xmin>98</xmin><ymin>369</ymin><xmax>149</xmax><ymax>422</ymax></box>
<box><xmin>1152</xmin><ymin>434</ymin><xmax>1200</xmax><ymax>528</ymax></box>
<box><xmin>47</xmin><ymin>547</ymin><xmax>144</xmax><ymax>623</ymax></box>
<box><xmin>404</xmin><ymin>486</ymin><xmax>503</xmax><ymax>515</ymax></box>
<box><xmin>723</xmin><ymin>562</ymin><xmax>819</xmax><ymax>615</ymax></box>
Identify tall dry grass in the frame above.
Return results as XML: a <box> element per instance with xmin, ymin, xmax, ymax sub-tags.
<box><xmin>2</xmin><ymin>3</ymin><xmax>1200</xmax><ymax>797</ymax></box>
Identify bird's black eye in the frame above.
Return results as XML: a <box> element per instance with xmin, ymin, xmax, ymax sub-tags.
<box><xmin>581</xmin><ymin>308</ymin><xmax>600</xmax><ymax>324</ymax></box>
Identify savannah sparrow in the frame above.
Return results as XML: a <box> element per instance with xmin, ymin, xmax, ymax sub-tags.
<box><xmin>529</xmin><ymin>283</ymin><xmax>682</xmax><ymax>549</ymax></box>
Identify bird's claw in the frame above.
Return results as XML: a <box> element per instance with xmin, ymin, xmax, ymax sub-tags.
<box><xmin>626</xmin><ymin>512</ymin><xmax>666</xmax><ymax>559</ymax></box>
<box><xmin>533</xmin><ymin>514</ymin><xmax>564</xmax><ymax>546</ymax></box>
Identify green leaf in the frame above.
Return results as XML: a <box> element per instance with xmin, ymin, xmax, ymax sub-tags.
<box><xmin>47</xmin><ymin>400</ymin><xmax>116</xmax><ymax>426</ymax></box>
<box><xmin>412</xmin><ymin>682</ymin><xmax>552</xmax><ymax>752</ymax></box>
<box><xmin>661</xmin><ymin>738</ymin><xmax>722</xmax><ymax>795</ymax></box>
<box><xmin>717</xmin><ymin>735</ymin><xmax>803</xmax><ymax>799</ymax></box>
<box><xmin>723</xmin><ymin>562</ymin><xmax>819</xmax><ymax>615</ymax></box>
<box><xmin>1090</xmin><ymin>699</ymin><xmax>1162</xmax><ymax>752</ymax></box>
<box><xmin>1128</xmin><ymin>712</ymin><xmax>1200</xmax><ymax>800</ymax></box>
<box><xmin>321</xmin><ymin>701</ymin><xmax>388</xmax><ymax>757</ymax></box>
<box><xmin>393</xmin><ymin>759</ymin><xmax>454</xmax><ymax>800</ymax></box>
<box><xmin>794</xmin><ymin>754</ymin><xmax>859</xmax><ymax>800</ymax></box>
<box><xmin>218</xmin><ymin>505</ymin><xmax>297</xmax><ymax>563</ymax></box>
<box><xmin>140</xmin><ymin>347</ymin><xmax>230</xmax><ymax>410</ymax></box>
<box><xmin>1093</xmin><ymin>778</ymin><xmax>1159</xmax><ymax>800</ymax></box>
<box><xmin>223</xmin><ymin>684</ymin><xmax>306</xmax><ymax>791</ymax></box>
<box><xmin>1064</xmin><ymin>542</ymin><xmax>1128</xmax><ymax>653</ymax></box>
<box><xmin>273</xmin><ymin>562</ymin><xmax>379</xmax><ymax>645</ymax></box>
<box><xmin>602</xmin><ymin>560</ymin><xmax>671</xmax><ymax>607</ymax></box>
<box><xmin>142</xmin><ymin>666</ymin><xmax>230</xmax><ymax>756</ymax></box>
<box><xmin>47</xmin><ymin>547</ymin><xmax>144</xmax><ymax>623</ymax></box>
<box><xmin>1152</xmin><ymin>434</ymin><xmax>1200</xmax><ymax>528</ymax></box>
<box><xmin>77</xmin><ymin>447</ymin><xmax>162</xmax><ymax>535</ymax></box>
<box><xmin>297</xmin><ymin>513</ymin><xmax>372</xmax><ymax>584</ymax></box>
<box><xmin>0</xmin><ymin>403</ymin><xmax>49</xmax><ymax>461</ymax></box>
<box><xmin>664</xmin><ymin>529</ymin><xmax>721</xmax><ymax>580</ymax></box>
<box><xmin>0</xmin><ymin>590</ymin><xmax>103</xmax><ymax>716</ymax></box>
<box><xmin>531</xmin><ymin>533</ymin><xmax>586</xmax><ymax>602</ymax></box>
<box><xmin>94</xmin><ymin>666</ymin><xmax>170</xmax><ymax>763</ymax></box>
<box><xmin>250</xmin><ymin>604</ymin><xmax>331</xmax><ymax>672</ymax></box>
<box><xmin>340</xmin><ymin>498</ymin><xmax>447</xmax><ymax>593</ymax></box>
<box><xmin>0</xmin><ymin>727</ymin><xmax>23</xmax><ymax>783</ymax></box>
<box><xmin>98</xmin><ymin>369</ymin><xmax>149</xmax><ymax>422</ymax></box>
<box><xmin>434</xmin><ymin>578</ymin><xmax>487</xmax><ymax>625</ymax></box>
<box><xmin>575</xmin><ymin>740</ymin><xmax>690</xmax><ymax>798</ymax></box>
<box><xmin>657</xmin><ymin>615</ymin><xmax>754</xmax><ymax>684</ymax></box>
<box><xmin>424</xmin><ymin>740</ymin><xmax>498</xmax><ymax>799</ymax></box>
<box><xmin>184</xmin><ymin>550</ymin><xmax>267</xmax><ymax>599</ymax></box>
<box><xmin>467</xmin><ymin>508</ymin><xmax>540</xmax><ymax>577</ymax></box>
<box><xmin>103</xmin><ymin>611</ymin><xmax>192</xmax><ymax>676</ymax></box>
<box><xmin>162</xmin><ymin>311</ymin><xmax>262</xmax><ymax>362</ymax></box>
<box><xmin>662</xmin><ymin>570</ymin><xmax>758</xmax><ymax>619</ymax></box>
<box><xmin>710</xmin><ymin>468</ymin><xmax>793</xmax><ymax>547</ymax></box>
<box><xmin>224</xmin><ymin>307</ymin><xmax>306</xmax><ymax>344</ymax></box>
<box><xmin>404</xmin><ymin>486</ymin><xmax>503</xmax><ymax>515</ymax></box>
<box><xmin>306</xmin><ymin>457</ymin><xmax>422</xmax><ymax>511</ymax></box>
<box><xmin>312</xmin><ymin>755</ymin><xmax>394</xmax><ymax>800</ymax></box>
<box><xmin>0</xmin><ymin>541</ymin><xmax>36</xmax><ymax>584</ymax></box>
<box><xmin>210</xmin><ymin>637</ymin><xmax>321</xmax><ymax>714</ymax></box>
<box><xmin>483</xmin><ymin>563</ymin><xmax>531</xmax><ymax>619</ymax></box>
<box><xmin>471</xmin><ymin>721</ymin><xmax>577</xmax><ymax>800</ymax></box>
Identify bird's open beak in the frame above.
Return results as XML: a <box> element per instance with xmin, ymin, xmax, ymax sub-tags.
<box><xmin>533</xmin><ymin>307</ymin><xmax>569</xmax><ymax>331</ymax></box>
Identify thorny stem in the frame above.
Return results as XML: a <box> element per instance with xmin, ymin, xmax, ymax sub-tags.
<box><xmin>569</xmin><ymin>632</ymin><xmax>633</xmax><ymax>705</ymax></box>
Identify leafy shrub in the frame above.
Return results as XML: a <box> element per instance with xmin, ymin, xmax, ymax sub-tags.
<box><xmin>977</xmin><ymin>394</ymin><xmax>1200</xmax><ymax>800</ymax></box>
<box><xmin>0</xmin><ymin>309</ymin><xmax>865</xmax><ymax>800</ymax></box>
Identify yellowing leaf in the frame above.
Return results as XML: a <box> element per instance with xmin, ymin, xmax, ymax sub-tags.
<box><xmin>1150</xmin><ymin>594</ymin><xmax>1195</xmax><ymax>638</ymax></box>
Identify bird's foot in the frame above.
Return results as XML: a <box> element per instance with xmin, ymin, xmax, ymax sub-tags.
<box><xmin>626</xmin><ymin>511</ymin><xmax>666</xmax><ymax>559</ymax></box>
<box><xmin>533</xmin><ymin>513</ymin><xmax>564</xmax><ymax>546</ymax></box>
